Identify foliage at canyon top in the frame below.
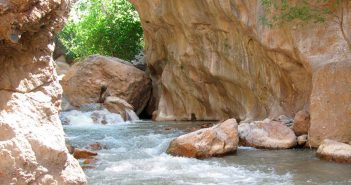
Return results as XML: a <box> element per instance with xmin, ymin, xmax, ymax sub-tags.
<box><xmin>260</xmin><ymin>0</ymin><xmax>351</xmax><ymax>51</ymax></box>
<box><xmin>58</xmin><ymin>0</ymin><xmax>143</xmax><ymax>61</ymax></box>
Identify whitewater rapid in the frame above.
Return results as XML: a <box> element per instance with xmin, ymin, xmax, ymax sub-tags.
<box><xmin>62</xmin><ymin>110</ymin><xmax>351</xmax><ymax>185</ymax></box>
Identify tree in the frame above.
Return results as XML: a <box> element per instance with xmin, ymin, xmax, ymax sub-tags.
<box><xmin>58</xmin><ymin>0</ymin><xmax>144</xmax><ymax>61</ymax></box>
<box><xmin>260</xmin><ymin>0</ymin><xmax>351</xmax><ymax>51</ymax></box>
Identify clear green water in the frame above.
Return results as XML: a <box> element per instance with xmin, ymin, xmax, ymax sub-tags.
<box><xmin>63</xmin><ymin>119</ymin><xmax>351</xmax><ymax>185</ymax></box>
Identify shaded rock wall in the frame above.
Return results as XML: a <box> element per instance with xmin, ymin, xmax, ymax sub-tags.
<box><xmin>131</xmin><ymin>0</ymin><xmax>351</xmax><ymax>146</ymax></box>
<box><xmin>0</xmin><ymin>0</ymin><xmax>86</xmax><ymax>184</ymax></box>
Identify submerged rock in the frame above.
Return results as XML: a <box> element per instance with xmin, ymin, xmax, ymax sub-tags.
<box><xmin>167</xmin><ymin>119</ymin><xmax>239</xmax><ymax>158</ymax></box>
<box><xmin>239</xmin><ymin>119</ymin><xmax>297</xmax><ymax>149</ymax></box>
<box><xmin>89</xmin><ymin>142</ymin><xmax>108</xmax><ymax>151</ymax></box>
<box><xmin>73</xmin><ymin>148</ymin><xmax>98</xmax><ymax>159</ymax></box>
<box><xmin>292</xmin><ymin>110</ymin><xmax>310</xmax><ymax>136</ymax></box>
<box><xmin>317</xmin><ymin>140</ymin><xmax>351</xmax><ymax>163</ymax></box>
<box><xmin>61</xmin><ymin>55</ymin><xmax>152</xmax><ymax>114</ymax></box>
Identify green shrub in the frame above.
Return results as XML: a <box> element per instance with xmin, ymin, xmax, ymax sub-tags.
<box><xmin>58</xmin><ymin>0</ymin><xmax>143</xmax><ymax>61</ymax></box>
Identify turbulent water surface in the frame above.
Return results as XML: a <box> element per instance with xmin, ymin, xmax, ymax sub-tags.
<box><xmin>63</xmin><ymin>111</ymin><xmax>351</xmax><ymax>185</ymax></box>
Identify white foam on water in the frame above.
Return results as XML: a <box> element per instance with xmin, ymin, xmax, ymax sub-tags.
<box><xmin>62</xmin><ymin>121</ymin><xmax>293</xmax><ymax>185</ymax></box>
<box><xmin>60</xmin><ymin>109</ymin><xmax>125</xmax><ymax>125</ymax></box>
<box><xmin>102</xmin><ymin>153</ymin><xmax>292</xmax><ymax>185</ymax></box>
<box><xmin>64</xmin><ymin>118</ymin><xmax>351</xmax><ymax>185</ymax></box>
<box><xmin>126</xmin><ymin>109</ymin><xmax>140</xmax><ymax>121</ymax></box>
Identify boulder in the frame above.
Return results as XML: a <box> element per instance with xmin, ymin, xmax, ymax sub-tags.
<box><xmin>309</xmin><ymin>62</ymin><xmax>351</xmax><ymax>147</ymax></box>
<box><xmin>317</xmin><ymin>139</ymin><xmax>351</xmax><ymax>163</ymax></box>
<box><xmin>73</xmin><ymin>148</ymin><xmax>98</xmax><ymax>159</ymax></box>
<box><xmin>297</xmin><ymin>135</ymin><xmax>308</xmax><ymax>146</ymax></box>
<box><xmin>61</xmin><ymin>55</ymin><xmax>152</xmax><ymax>114</ymax></box>
<box><xmin>167</xmin><ymin>119</ymin><xmax>239</xmax><ymax>158</ymax></box>
<box><xmin>292</xmin><ymin>110</ymin><xmax>310</xmax><ymax>136</ymax></box>
<box><xmin>238</xmin><ymin>119</ymin><xmax>297</xmax><ymax>149</ymax></box>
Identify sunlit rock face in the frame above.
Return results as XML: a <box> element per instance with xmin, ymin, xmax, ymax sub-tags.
<box><xmin>0</xmin><ymin>0</ymin><xmax>87</xmax><ymax>184</ymax></box>
<box><xmin>131</xmin><ymin>0</ymin><xmax>351</xmax><ymax>145</ymax></box>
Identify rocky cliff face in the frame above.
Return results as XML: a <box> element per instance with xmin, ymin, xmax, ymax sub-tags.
<box><xmin>131</xmin><ymin>0</ymin><xmax>351</xmax><ymax>146</ymax></box>
<box><xmin>0</xmin><ymin>0</ymin><xmax>86</xmax><ymax>184</ymax></box>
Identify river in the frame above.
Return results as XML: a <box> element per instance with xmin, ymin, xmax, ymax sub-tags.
<box><xmin>62</xmin><ymin>110</ymin><xmax>351</xmax><ymax>185</ymax></box>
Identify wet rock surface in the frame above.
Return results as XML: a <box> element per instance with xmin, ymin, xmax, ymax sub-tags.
<box><xmin>73</xmin><ymin>148</ymin><xmax>98</xmax><ymax>159</ymax></box>
<box><xmin>317</xmin><ymin>139</ymin><xmax>351</xmax><ymax>163</ymax></box>
<box><xmin>167</xmin><ymin>119</ymin><xmax>239</xmax><ymax>158</ymax></box>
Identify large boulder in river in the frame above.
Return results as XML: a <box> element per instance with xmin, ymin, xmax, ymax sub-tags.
<box><xmin>309</xmin><ymin>62</ymin><xmax>351</xmax><ymax>147</ymax></box>
<box><xmin>238</xmin><ymin>119</ymin><xmax>297</xmax><ymax>149</ymax></box>
<box><xmin>317</xmin><ymin>139</ymin><xmax>351</xmax><ymax>163</ymax></box>
<box><xmin>0</xmin><ymin>0</ymin><xmax>87</xmax><ymax>184</ymax></box>
<box><xmin>61</xmin><ymin>55</ymin><xmax>152</xmax><ymax>114</ymax></box>
<box><xmin>167</xmin><ymin>119</ymin><xmax>239</xmax><ymax>158</ymax></box>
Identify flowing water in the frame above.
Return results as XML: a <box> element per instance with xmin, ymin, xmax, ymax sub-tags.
<box><xmin>62</xmin><ymin>110</ymin><xmax>351</xmax><ymax>185</ymax></box>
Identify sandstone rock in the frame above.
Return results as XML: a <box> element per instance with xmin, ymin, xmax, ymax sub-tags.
<box><xmin>297</xmin><ymin>135</ymin><xmax>308</xmax><ymax>146</ymax></box>
<box><xmin>317</xmin><ymin>139</ymin><xmax>351</xmax><ymax>163</ymax></box>
<box><xmin>73</xmin><ymin>148</ymin><xmax>98</xmax><ymax>159</ymax></box>
<box><xmin>238</xmin><ymin>119</ymin><xmax>297</xmax><ymax>149</ymax></box>
<box><xmin>0</xmin><ymin>0</ymin><xmax>86</xmax><ymax>184</ymax></box>
<box><xmin>292</xmin><ymin>110</ymin><xmax>310</xmax><ymax>136</ymax></box>
<box><xmin>130</xmin><ymin>0</ymin><xmax>351</xmax><ymax>123</ymax></box>
<box><xmin>61</xmin><ymin>55</ymin><xmax>152</xmax><ymax>114</ymax></box>
<box><xmin>167</xmin><ymin>119</ymin><xmax>238</xmax><ymax>158</ymax></box>
<box><xmin>104</xmin><ymin>96</ymin><xmax>135</xmax><ymax>121</ymax></box>
<box><xmin>309</xmin><ymin>62</ymin><xmax>351</xmax><ymax>147</ymax></box>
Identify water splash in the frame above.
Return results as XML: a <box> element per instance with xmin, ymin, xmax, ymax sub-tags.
<box><xmin>126</xmin><ymin>109</ymin><xmax>139</xmax><ymax>121</ymax></box>
<box><xmin>60</xmin><ymin>109</ymin><xmax>125</xmax><ymax>125</ymax></box>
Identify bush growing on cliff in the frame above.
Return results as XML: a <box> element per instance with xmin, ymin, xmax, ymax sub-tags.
<box><xmin>58</xmin><ymin>0</ymin><xmax>143</xmax><ymax>61</ymax></box>
<box><xmin>260</xmin><ymin>0</ymin><xmax>351</xmax><ymax>51</ymax></box>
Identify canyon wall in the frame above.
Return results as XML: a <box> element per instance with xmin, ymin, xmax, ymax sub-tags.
<box><xmin>131</xmin><ymin>0</ymin><xmax>351</xmax><ymax>146</ymax></box>
<box><xmin>0</xmin><ymin>0</ymin><xmax>86</xmax><ymax>184</ymax></box>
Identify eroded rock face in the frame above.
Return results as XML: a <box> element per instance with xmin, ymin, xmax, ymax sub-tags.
<box><xmin>0</xmin><ymin>0</ymin><xmax>86</xmax><ymax>184</ymax></box>
<box><xmin>317</xmin><ymin>139</ymin><xmax>351</xmax><ymax>163</ymax></box>
<box><xmin>238</xmin><ymin>119</ymin><xmax>297</xmax><ymax>149</ymax></box>
<box><xmin>167</xmin><ymin>119</ymin><xmax>239</xmax><ymax>158</ymax></box>
<box><xmin>130</xmin><ymin>0</ymin><xmax>351</xmax><ymax>123</ymax></box>
<box><xmin>309</xmin><ymin>62</ymin><xmax>351</xmax><ymax>147</ymax></box>
<box><xmin>61</xmin><ymin>55</ymin><xmax>152</xmax><ymax>114</ymax></box>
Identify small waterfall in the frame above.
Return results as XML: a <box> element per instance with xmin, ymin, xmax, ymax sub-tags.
<box><xmin>60</xmin><ymin>109</ymin><xmax>125</xmax><ymax>125</ymax></box>
<box><xmin>126</xmin><ymin>109</ymin><xmax>140</xmax><ymax>121</ymax></box>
